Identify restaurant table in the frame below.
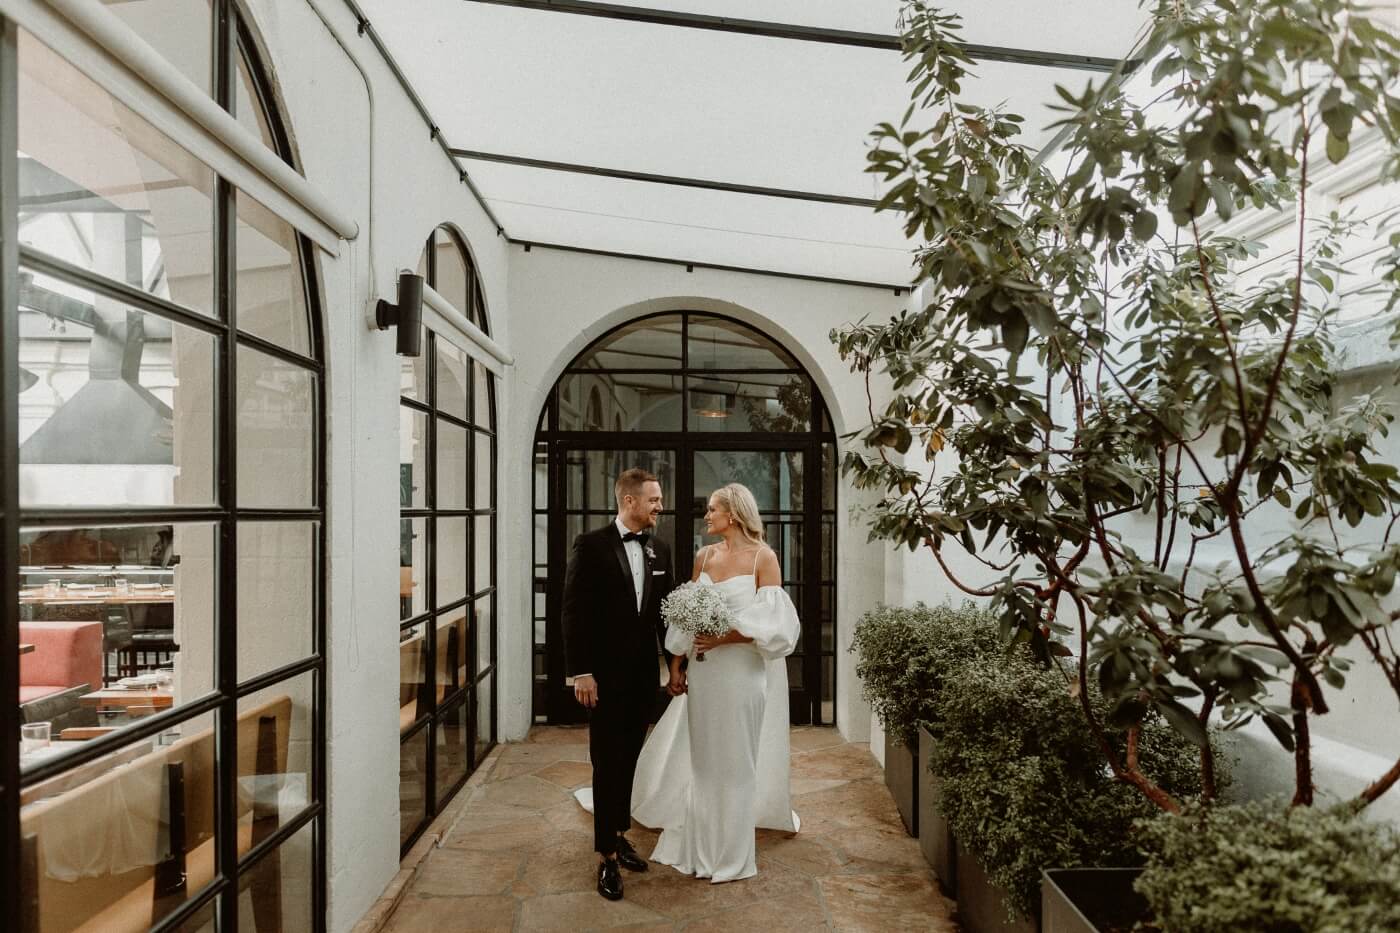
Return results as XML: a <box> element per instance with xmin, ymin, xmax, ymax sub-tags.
<box><xmin>20</xmin><ymin>586</ymin><xmax>175</xmax><ymax>606</ymax></box>
<box><xmin>78</xmin><ymin>687</ymin><xmax>174</xmax><ymax>710</ymax></box>
<box><xmin>19</xmin><ymin>643</ymin><xmax>34</xmax><ymax>654</ymax></box>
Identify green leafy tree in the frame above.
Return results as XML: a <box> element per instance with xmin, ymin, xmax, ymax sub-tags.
<box><xmin>835</xmin><ymin>0</ymin><xmax>1400</xmax><ymax>812</ymax></box>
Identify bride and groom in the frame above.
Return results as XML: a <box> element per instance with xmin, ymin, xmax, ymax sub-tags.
<box><xmin>563</xmin><ymin>468</ymin><xmax>801</xmax><ymax>901</ymax></box>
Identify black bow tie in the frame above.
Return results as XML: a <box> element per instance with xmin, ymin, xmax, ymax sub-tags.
<box><xmin>621</xmin><ymin>531</ymin><xmax>650</xmax><ymax>544</ymax></box>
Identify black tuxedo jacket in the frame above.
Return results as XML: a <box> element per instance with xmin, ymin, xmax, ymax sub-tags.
<box><xmin>562</xmin><ymin>523</ymin><xmax>675</xmax><ymax>693</ymax></box>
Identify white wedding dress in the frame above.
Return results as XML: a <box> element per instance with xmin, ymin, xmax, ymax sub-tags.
<box><xmin>575</xmin><ymin>568</ymin><xmax>801</xmax><ymax>883</ymax></box>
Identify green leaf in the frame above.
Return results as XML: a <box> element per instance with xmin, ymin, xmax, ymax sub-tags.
<box><xmin>1132</xmin><ymin>209</ymin><xmax>1158</xmax><ymax>242</ymax></box>
<box><xmin>1155</xmin><ymin>698</ymin><xmax>1208</xmax><ymax>748</ymax></box>
<box><xmin>1326</xmin><ymin>131</ymin><xmax>1350</xmax><ymax>164</ymax></box>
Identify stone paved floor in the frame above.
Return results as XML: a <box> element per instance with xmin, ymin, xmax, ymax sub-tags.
<box><xmin>379</xmin><ymin>725</ymin><xmax>958</xmax><ymax>932</ymax></box>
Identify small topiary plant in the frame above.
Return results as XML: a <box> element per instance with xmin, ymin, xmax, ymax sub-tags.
<box><xmin>851</xmin><ymin>601</ymin><xmax>1004</xmax><ymax>747</ymax></box>
<box><xmin>1136</xmin><ymin>800</ymin><xmax>1400</xmax><ymax>933</ymax></box>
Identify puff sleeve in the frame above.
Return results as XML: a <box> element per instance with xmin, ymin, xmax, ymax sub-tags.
<box><xmin>664</xmin><ymin>623</ymin><xmax>694</xmax><ymax>658</ymax></box>
<box><xmin>732</xmin><ymin>586</ymin><xmax>801</xmax><ymax>660</ymax></box>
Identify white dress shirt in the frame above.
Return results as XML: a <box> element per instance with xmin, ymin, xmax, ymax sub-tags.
<box><xmin>574</xmin><ymin>520</ymin><xmax>647</xmax><ymax>682</ymax></box>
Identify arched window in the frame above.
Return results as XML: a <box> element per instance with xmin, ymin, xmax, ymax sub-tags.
<box><xmin>398</xmin><ymin>225</ymin><xmax>496</xmax><ymax>854</ymax></box>
<box><xmin>532</xmin><ymin>313</ymin><xmax>837</xmax><ymax>725</ymax></box>
<box><xmin>3</xmin><ymin>5</ymin><xmax>325</xmax><ymax>929</ymax></box>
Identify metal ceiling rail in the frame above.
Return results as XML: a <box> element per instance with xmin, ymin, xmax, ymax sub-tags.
<box><xmin>451</xmin><ymin>149</ymin><xmax>882</xmax><ymax>209</ymax></box>
<box><xmin>461</xmin><ymin>0</ymin><xmax>1136</xmax><ymax>72</ymax></box>
<box><xmin>516</xmin><ymin>240</ymin><xmax>909</xmax><ymax>294</ymax></box>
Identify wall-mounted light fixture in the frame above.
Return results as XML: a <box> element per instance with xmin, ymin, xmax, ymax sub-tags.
<box><xmin>376</xmin><ymin>271</ymin><xmax>425</xmax><ymax>357</ymax></box>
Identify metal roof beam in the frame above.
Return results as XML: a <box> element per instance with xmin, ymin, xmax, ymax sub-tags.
<box><xmin>513</xmin><ymin>240</ymin><xmax>909</xmax><ymax>294</ymax></box>
<box><xmin>462</xmin><ymin>0</ymin><xmax>1135</xmax><ymax>71</ymax></box>
<box><xmin>451</xmin><ymin>149</ymin><xmax>882</xmax><ymax>208</ymax></box>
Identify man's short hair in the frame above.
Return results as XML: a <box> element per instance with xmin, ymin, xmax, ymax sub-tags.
<box><xmin>615</xmin><ymin>468</ymin><xmax>658</xmax><ymax>505</ymax></box>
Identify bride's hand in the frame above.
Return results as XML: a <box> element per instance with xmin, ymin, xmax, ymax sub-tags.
<box><xmin>694</xmin><ymin>630</ymin><xmax>752</xmax><ymax>653</ymax></box>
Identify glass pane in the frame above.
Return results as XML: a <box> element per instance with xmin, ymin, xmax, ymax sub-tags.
<box><xmin>471</xmin><ymin>281</ymin><xmax>487</xmax><ymax>334</ymax></box>
<box><xmin>822</xmin><ymin>655</ymin><xmax>835</xmax><ymax>724</ymax></box>
<box><xmin>435</xmin><ymin>337</ymin><xmax>468</xmax><ymax>420</ymax></box>
<box><xmin>18</xmin><ymin>271</ymin><xmax>217</xmax><ymax>508</ymax></box>
<box><xmin>474</xmin><ymin>430</ymin><xmax>492</xmax><ymax>511</ymax></box>
<box><xmin>474</xmin><ymin>595</ymin><xmax>493</xmax><ymax>675</ymax></box>
<box><xmin>787</xmin><ymin>655</ymin><xmax>804</xmax><ymax>689</ymax></box>
<box><xmin>435</xmin><ymin>610</ymin><xmax>468</xmax><ymax>699</ymax></box>
<box><xmin>400</xmin><ymin>407</ymin><xmax>427</xmax><ymax>509</ymax></box>
<box><xmin>399</xmin><ymin>622</ymin><xmax>428</xmax><ymax>734</ymax></box>
<box><xmin>18</xmin><ymin>30</ymin><xmax>215</xmax><ymax>316</ymax></box>
<box><xmin>238</xmin><ymin>818</ymin><xmax>314</xmax><ymax>933</ymax></box>
<box><xmin>104</xmin><ymin>1</ymin><xmax>212</xmax><ymax>95</ymax></box>
<box><xmin>237</xmin><ymin>672</ymin><xmax>315</xmax><ymax>831</ymax></box>
<box><xmin>437</xmin><ymin>517</ymin><xmax>468</xmax><ymax>605</ymax></box>
<box><xmin>18</xmin><ymin>522</ymin><xmax>215</xmax><ymax>761</ymax></box>
<box><xmin>400</xmin><ymin>518</ymin><xmax>426</xmax><ymax>620</ymax></box>
<box><xmin>475</xmin><ymin>673</ymin><xmax>493</xmax><ymax>764</ymax></box>
<box><xmin>432</xmin><ymin>229</ymin><xmax>470</xmax><ymax>314</ymax></box>
<box><xmin>236</xmin><ymin>346</ymin><xmax>315</xmax><ymax>508</ymax></box>
<box><xmin>473</xmin><ymin>514</ymin><xmax>492</xmax><ymax>596</ymax></box>
<box><xmin>436</xmin><ymin>694</ymin><xmax>470</xmax><ymax>806</ymax></box>
<box><xmin>688</xmin><ymin>315</ymin><xmax>799</xmax><ymax>369</ymax></box>
<box><xmin>235</xmin><ymin>48</ymin><xmax>277</xmax><ymax>154</ymax></box>
<box><xmin>436</xmin><ymin>421</ymin><xmax>468</xmax><ymax>511</ymax></box>
<box><xmin>556</xmin><ymin>373</ymin><xmax>682</xmax><ymax>432</ymax></box>
<box><xmin>399</xmin><ymin>727</ymin><xmax>428</xmax><ymax>847</ymax></box>
<box><xmin>473</xmin><ymin>362</ymin><xmax>493</xmax><ymax>429</ymax></box>
<box><xmin>238</xmin><ymin>522</ymin><xmax>316</xmax><ymax>682</ymax></box>
<box><xmin>690</xmin><ymin>374</ymin><xmax>810</xmax><ymax>432</ymax></box>
<box><xmin>235</xmin><ymin>190</ymin><xmax>309</xmax><ymax>354</ymax></box>
<box><xmin>564</xmin><ymin>449</ymin><xmax>677</xmax><ymax>513</ymax></box>
<box><xmin>19</xmin><ymin>711</ymin><xmax>217</xmax><ymax>932</ymax></box>
<box><xmin>400</xmin><ymin>330</ymin><xmax>426</xmax><ymax>402</ymax></box>
<box><xmin>692</xmin><ymin>449</ymin><xmax>803</xmax><ymax>512</ymax></box>
<box><xmin>575</xmin><ymin>314</ymin><xmax>682</xmax><ymax>370</ymax></box>
<box><xmin>170</xmin><ymin>899</ymin><xmax>216</xmax><ymax>933</ymax></box>
<box><xmin>822</xmin><ymin>442</ymin><xmax>836</xmax><ymax>511</ymax></box>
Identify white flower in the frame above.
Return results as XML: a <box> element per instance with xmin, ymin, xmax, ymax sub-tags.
<box><xmin>645</xmin><ymin>544</ymin><xmax>657</xmax><ymax>561</ymax></box>
<box><xmin>661</xmin><ymin>582</ymin><xmax>733</xmax><ymax>660</ymax></box>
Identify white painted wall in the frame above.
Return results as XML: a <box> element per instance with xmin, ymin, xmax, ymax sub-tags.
<box><xmin>235</xmin><ymin>2</ymin><xmax>512</xmax><ymax>928</ymax></box>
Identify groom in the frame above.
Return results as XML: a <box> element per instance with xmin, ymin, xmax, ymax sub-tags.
<box><xmin>562</xmin><ymin>467</ymin><xmax>677</xmax><ymax>901</ymax></box>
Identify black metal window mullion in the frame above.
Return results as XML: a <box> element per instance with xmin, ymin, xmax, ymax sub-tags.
<box><xmin>212</xmin><ymin>1</ymin><xmax>239</xmax><ymax>928</ymax></box>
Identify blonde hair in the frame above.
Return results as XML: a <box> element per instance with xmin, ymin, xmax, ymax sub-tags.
<box><xmin>711</xmin><ymin>483</ymin><xmax>765</xmax><ymax>544</ymax></box>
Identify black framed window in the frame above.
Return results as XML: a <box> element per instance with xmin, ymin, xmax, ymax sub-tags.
<box><xmin>2</xmin><ymin>5</ymin><xmax>326</xmax><ymax>930</ymax></box>
<box><xmin>399</xmin><ymin>225</ymin><xmax>496</xmax><ymax>855</ymax></box>
<box><xmin>533</xmin><ymin>312</ymin><xmax>837</xmax><ymax>725</ymax></box>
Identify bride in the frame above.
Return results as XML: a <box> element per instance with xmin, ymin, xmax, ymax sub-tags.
<box><xmin>577</xmin><ymin>482</ymin><xmax>801</xmax><ymax>883</ymax></box>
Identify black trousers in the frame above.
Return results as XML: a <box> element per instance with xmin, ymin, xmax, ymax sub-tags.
<box><xmin>588</xmin><ymin>682</ymin><xmax>651</xmax><ymax>855</ymax></box>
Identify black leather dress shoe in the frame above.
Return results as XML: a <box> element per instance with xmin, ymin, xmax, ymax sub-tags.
<box><xmin>615</xmin><ymin>835</ymin><xmax>648</xmax><ymax>873</ymax></box>
<box><xmin>597</xmin><ymin>858</ymin><xmax>623</xmax><ymax>900</ymax></box>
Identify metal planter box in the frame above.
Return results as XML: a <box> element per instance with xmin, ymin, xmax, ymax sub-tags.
<box><xmin>1041</xmin><ymin>869</ymin><xmax>1147</xmax><ymax>933</ymax></box>
<box><xmin>917</xmin><ymin>726</ymin><xmax>955</xmax><ymax>890</ymax></box>
<box><xmin>883</xmin><ymin>731</ymin><xmax>918</xmax><ymax>837</ymax></box>
<box><xmin>956</xmin><ymin>843</ymin><xmax>1039</xmax><ymax>933</ymax></box>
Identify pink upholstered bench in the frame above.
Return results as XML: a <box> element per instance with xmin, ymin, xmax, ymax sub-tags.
<box><xmin>19</xmin><ymin>620</ymin><xmax>103</xmax><ymax>704</ymax></box>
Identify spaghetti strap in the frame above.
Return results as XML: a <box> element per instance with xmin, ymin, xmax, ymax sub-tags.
<box><xmin>751</xmin><ymin>546</ymin><xmax>762</xmax><ymax>576</ymax></box>
<box><xmin>699</xmin><ymin>546</ymin><xmax>712</xmax><ymax>574</ymax></box>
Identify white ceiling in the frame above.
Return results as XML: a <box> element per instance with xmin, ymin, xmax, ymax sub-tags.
<box><xmin>358</xmin><ymin>0</ymin><xmax>1150</xmax><ymax>286</ymax></box>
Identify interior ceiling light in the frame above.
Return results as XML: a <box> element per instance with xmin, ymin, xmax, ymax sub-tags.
<box><xmin>691</xmin><ymin>389</ymin><xmax>733</xmax><ymax>419</ymax></box>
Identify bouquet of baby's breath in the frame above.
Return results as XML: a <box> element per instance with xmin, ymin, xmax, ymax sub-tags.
<box><xmin>662</xmin><ymin>582</ymin><xmax>732</xmax><ymax>661</ymax></box>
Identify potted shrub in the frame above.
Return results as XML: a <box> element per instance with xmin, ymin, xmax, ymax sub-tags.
<box><xmin>930</xmin><ymin>648</ymin><xmax>1205</xmax><ymax>932</ymax></box>
<box><xmin>853</xmin><ymin>601</ymin><xmax>1002</xmax><ymax>837</ymax></box>
<box><xmin>837</xmin><ymin>1</ymin><xmax>1400</xmax><ymax>924</ymax></box>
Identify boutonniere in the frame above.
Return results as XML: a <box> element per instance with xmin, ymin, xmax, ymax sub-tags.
<box><xmin>645</xmin><ymin>544</ymin><xmax>657</xmax><ymax>562</ymax></box>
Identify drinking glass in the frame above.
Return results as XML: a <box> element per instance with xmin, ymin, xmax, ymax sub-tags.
<box><xmin>20</xmin><ymin>722</ymin><xmax>51</xmax><ymax>756</ymax></box>
<box><xmin>114</xmin><ymin>577</ymin><xmax>131</xmax><ymax>595</ymax></box>
<box><xmin>44</xmin><ymin>579</ymin><xmax>60</xmax><ymax>598</ymax></box>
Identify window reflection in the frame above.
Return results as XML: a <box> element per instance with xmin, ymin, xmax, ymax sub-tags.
<box><xmin>235</xmin><ymin>191</ymin><xmax>310</xmax><ymax>354</ymax></box>
<box><xmin>18</xmin><ymin>522</ymin><xmax>215</xmax><ymax>759</ymax></box>
<box><xmin>18</xmin><ymin>270</ymin><xmax>217</xmax><ymax>508</ymax></box>
<box><xmin>17</xmin><ymin>31</ymin><xmax>215</xmax><ymax>316</ymax></box>
<box><xmin>556</xmin><ymin>373</ymin><xmax>683</xmax><ymax>432</ymax></box>
<box><xmin>236</xmin><ymin>344</ymin><xmax>316</xmax><ymax>509</ymax></box>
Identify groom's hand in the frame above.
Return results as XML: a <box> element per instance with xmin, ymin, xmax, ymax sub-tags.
<box><xmin>667</xmin><ymin>669</ymin><xmax>687</xmax><ymax>696</ymax></box>
<box><xmin>573</xmin><ymin>674</ymin><xmax>599</xmax><ymax>708</ymax></box>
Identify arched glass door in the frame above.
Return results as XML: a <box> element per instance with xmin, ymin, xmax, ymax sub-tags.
<box><xmin>532</xmin><ymin>313</ymin><xmax>836</xmax><ymax>725</ymax></box>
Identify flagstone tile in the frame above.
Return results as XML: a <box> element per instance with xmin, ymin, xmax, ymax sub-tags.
<box><xmin>789</xmin><ymin>777</ymin><xmax>848</xmax><ymax>797</ymax></box>
<box><xmin>819</xmin><ymin>871</ymin><xmax>957</xmax><ymax>932</ymax></box>
<box><xmin>381</xmin><ymin>894</ymin><xmax>517</xmax><ymax>933</ymax></box>
<box><xmin>680</xmin><ymin>891</ymin><xmax>832</xmax><ymax>932</ymax></box>
<box><xmin>831</xmin><ymin>824</ymin><xmax>932</xmax><ymax>873</ymax></box>
<box><xmin>526</xmin><ymin>725</ymin><xmax>592</xmax><ymax>744</ymax></box>
<box><xmin>535</xmin><ymin>759</ymin><xmax>595</xmax><ymax>789</ymax></box>
<box><xmin>442</xmin><ymin>815</ymin><xmax>560</xmax><ymax>854</ymax></box>
<box><xmin>540</xmin><ymin>798</ymin><xmax>596</xmax><ymax>834</ymax></box>
<box><xmin>624</xmin><ymin>857</ymin><xmax>816</xmax><ymax>923</ymax></box>
<box><xmin>517</xmin><ymin>891</ymin><xmax>671</xmax><ymax>929</ymax></box>
<box><xmin>758</xmin><ymin>833</ymin><xmax>849</xmax><ymax>877</ymax></box>
<box><xmin>788</xmin><ymin>727</ymin><xmax>847</xmax><ymax>753</ymax></box>
<box><xmin>475</xmin><ymin>774</ymin><xmax>573</xmax><ymax>811</ymax></box>
<box><xmin>410</xmin><ymin>848</ymin><xmax>524</xmax><ymax>898</ymax></box>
